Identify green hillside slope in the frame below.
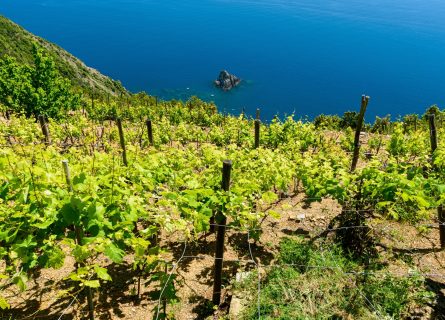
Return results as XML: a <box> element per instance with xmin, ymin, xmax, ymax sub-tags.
<box><xmin>0</xmin><ymin>15</ymin><xmax>126</xmax><ymax>95</ymax></box>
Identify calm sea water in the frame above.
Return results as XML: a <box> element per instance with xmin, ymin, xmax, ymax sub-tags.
<box><xmin>2</xmin><ymin>0</ymin><xmax>445</xmax><ymax>120</ymax></box>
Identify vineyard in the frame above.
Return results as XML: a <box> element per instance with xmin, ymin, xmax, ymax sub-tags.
<box><xmin>0</xmin><ymin>90</ymin><xmax>444</xmax><ymax>320</ymax></box>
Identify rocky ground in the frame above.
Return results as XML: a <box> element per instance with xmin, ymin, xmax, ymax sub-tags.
<box><xmin>2</xmin><ymin>192</ymin><xmax>444</xmax><ymax>320</ymax></box>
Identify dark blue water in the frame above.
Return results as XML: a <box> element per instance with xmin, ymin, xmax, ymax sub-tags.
<box><xmin>2</xmin><ymin>0</ymin><xmax>445</xmax><ymax>120</ymax></box>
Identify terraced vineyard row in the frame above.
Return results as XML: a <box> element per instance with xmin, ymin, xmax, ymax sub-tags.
<box><xmin>0</xmin><ymin>95</ymin><xmax>444</xmax><ymax>318</ymax></box>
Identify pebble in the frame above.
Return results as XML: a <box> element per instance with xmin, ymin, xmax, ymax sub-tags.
<box><xmin>296</xmin><ymin>213</ymin><xmax>306</xmax><ymax>221</ymax></box>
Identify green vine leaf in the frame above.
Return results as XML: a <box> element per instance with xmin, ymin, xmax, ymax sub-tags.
<box><xmin>104</xmin><ymin>242</ymin><xmax>125</xmax><ymax>263</ymax></box>
<box><xmin>94</xmin><ymin>266</ymin><xmax>112</xmax><ymax>282</ymax></box>
<box><xmin>0</xmin><ymin>296</ymin><xmax>10</xmax><ymax>310</ymax></box>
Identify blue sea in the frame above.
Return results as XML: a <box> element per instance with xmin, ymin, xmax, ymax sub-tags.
<box><xmin>2</xmin><ymin>0</ymin><xmax>445</xmax><ymax>120</ymax></box>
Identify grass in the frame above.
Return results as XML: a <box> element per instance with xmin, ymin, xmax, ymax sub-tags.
<box><xmin>235</xmin><ymin>237</ymin><xmax>434</xmax><ymax>320</ymax></box>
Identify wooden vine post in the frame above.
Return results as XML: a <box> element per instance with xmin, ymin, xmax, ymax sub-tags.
<box><xmin>38</xmin><ymin>115</ymin><xmax>51</xmax><ymax>145</ymax></box>
<box><xmin>212</xmin><ymin>160</ymin><xmax>232</xmax><ymax>306</ymax></box>
<box><xmin>254</xmin><ymin>108</ymin><xmax>261</xmax><ymax>148</ymax></box>
<box><xmin>429</xmin><ymin>114</ymin><xmax>438</xmax><ymax>154</ymax></box>
<box><xmin>116</xmin><ymin>118</ymin><xmax>128</xmax><ymax>166</ymax></box>
<box><xmin>350</xmin><ymin>95</ymin><xmax>370</xmax><ymax>172</ymax></box>
<box><xmin>254</xmin><ymin>119</ymin><xmax>260</xmax><ymax>149</ymax></box>
<box><xmin>62</xmin><ymin>160</ymin><xmax>95</xmax><ymax>320</ymax></box>
<box><xmin>428</xmin><ymin>114</ymin><xmax>445</xmax><ymax>248</ymax></box>
<box><xmin>146</xmin><ymin>119</ymin><xmax>154</xmax><ymax>146</ymax></box>
<box><xmin>440</xmin><ymin>206</ymin><xmax>445</xmax><ymax>249</ymax></box>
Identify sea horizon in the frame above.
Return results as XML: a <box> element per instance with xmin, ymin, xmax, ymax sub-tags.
<box><xmin>2</xmin><ymin>0</ymin><xmax>445</xmax><ymax>120</ymax></box>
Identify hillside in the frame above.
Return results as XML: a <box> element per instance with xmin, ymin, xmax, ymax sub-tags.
<box><xmin>0</xmin><ymin>93</ymin><xmax>444</xmax><ymax>319</ymax></box>
<box><xmin>0</xmin><ymin>15</ymin><xmax>126</xmax><ymax>95</ymax></box>
<box><xmin>0</xmin><ymin>13</ymin><xmax>445</xmax><ymax>319</ymax></box>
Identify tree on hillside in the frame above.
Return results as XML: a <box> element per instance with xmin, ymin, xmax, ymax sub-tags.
<box><xmin>0</xmin><ymin>44</ymin><xmax>80</xmax><ymax>118</ymax></box>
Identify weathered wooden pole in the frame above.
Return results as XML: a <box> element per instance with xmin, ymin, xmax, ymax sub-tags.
<box><xmin>212</xmin><ymin>160</ymin><xmax>232</xmax><ymax>306</ymax></box>
<box><xmin>256</xmin><ymin>108</ymin><xmax>260</xmax><ymax>120</ymax></box>
<box><xmin>429</xmin><ymin>114</ymin><xmax>438</xmax><ymax>154</ymax></box>
<box><xmin>38</xmin><ymin>115</ymin><xmax>51</xmax><ymax>145</ymax></box>
<box><xmin>116</xmin><ymin>118</ymin><xmax>128</xmax><ymax>166</ymax></box>
<box><xmin>62</xmin><ymin>160</ymin><xmax>94</xmax><ymax>320</ymax></box>
<box><xmin>254</xmin><ymin>119</ymin><xmax>260</xmax><ymax>149</ymax></box>
<box><xmin>428</xmin><ymin>114</ymin><xmax>444</xmax><ymax>248</ymax></box>
<box><xmin>439</xmin><ymin>206</ymin><xmax>445</xmax><ymax>249</ymax></box>
<box><xmin>350</xmin><ymin>95</ymin><xmax>370</xmax><ymax>172</ymax></box>
<box><xmin>146</xmin><ymin>119</ymin><xmax>154</xmax><ymax>146</ymax></box>
<box><xmin>62</xmin><ymin>160</ymin><xmax>73</xmax><ymax>192</ymax></box>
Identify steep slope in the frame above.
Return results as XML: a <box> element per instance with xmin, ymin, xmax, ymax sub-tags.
<box><xmin>0</xmin><ymin>15</ymin><xmax>127</xmax><ymax>95</ymax></box>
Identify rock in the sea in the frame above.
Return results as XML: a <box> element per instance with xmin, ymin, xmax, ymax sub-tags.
<box><xmin>214</xmin><ymin>70</ymin><xmax>241</xmax><ymax>91</ymax></box>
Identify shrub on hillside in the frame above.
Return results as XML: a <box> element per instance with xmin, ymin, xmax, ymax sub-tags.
<box><xmin>0</xmin><ymin>43</ymin><xmax>80</xmax><ymax>119</ymax></box>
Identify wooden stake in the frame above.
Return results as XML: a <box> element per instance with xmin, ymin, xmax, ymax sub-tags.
<box><xmin>146</xmin><ymin>119</ymin><xmax>154</xmax><ymax>146</ymax></box>
<box><xmin>38</xmin><ymin>115</ymin><xmax>51</xmax><ymax>145</ymax></box>
<box><xmin>439</xmin><ymin>205</ymin><xmax>445</xmax><ymax>249</ymax></box>
<box><xmin>254</xmin><ymin>119</ymin><xmax>260</xmax><ymax>149</ymax></box>
<box><xmin>256</xmin><ymin>108</ymin><xmax>260</xmax><ymax>120</ymax></box>
<box><xmin>116</xmin><ymin>118</ymin><xmax>128</xmax><ymax>166</ymax></box>
<box><xmin>428</xmin><ymin>114</ymin><xmax>438</xmax><ymax>155</ymax></box>
<box><xmin>428</xmin><ymin>114</ymin><xmax>444</xmax><ymax>248</ymax></box>
<box><xmin>62</xmin><ymin>160</ymin><xmax>73</xmax><ymax>192</ymax></box>
<box><xmin>350</xmin><ymin>95</ymin><xmax>370</xmax><ymax>172</ymax></box>
<box><xmin>87</xmin><ymin>293</ymin><xmax>95</xmax><ymax>320</ymax></box>
<box><xmin>212</xmin><ymin>160</ymin><xmax>232</xmax><ymax>306</ymax></box>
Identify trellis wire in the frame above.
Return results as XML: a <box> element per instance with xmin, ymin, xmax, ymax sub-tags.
<box><xmin>2</xmin><ymin>217</ymin><xmax>444</xmax><ymax>319</ymax></box>
<box><xmin>56</xmin><ymin>274</ymin><xmax>95</xmax><ymax>320</ymax></box>
<box><xmin>248</xmin><ymin>230</ymin><xmax>261</xmax><ymax>320</ymax></box>
<box><xmin>154</xmin><ymin>222</ymin><xmax>444</xmax><ymax>320</ymax></box>
<box><xmin>155</xmin><ymin>241</ymin><xmax>188</xmax><ymax>320</ymax></box>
